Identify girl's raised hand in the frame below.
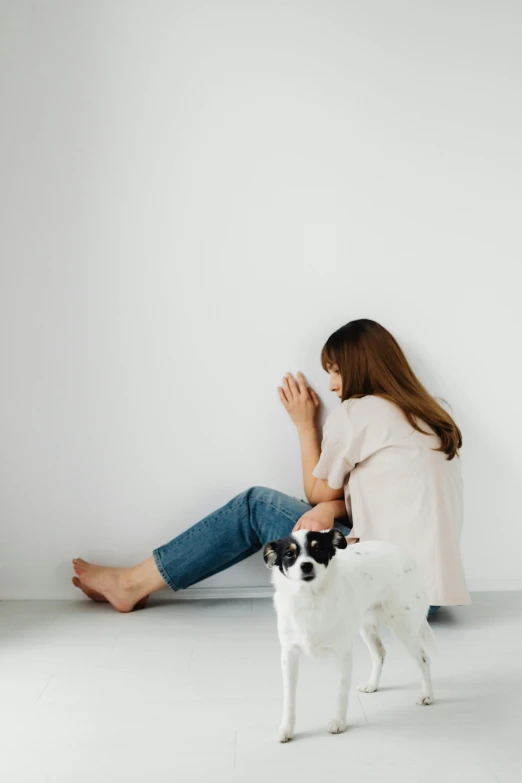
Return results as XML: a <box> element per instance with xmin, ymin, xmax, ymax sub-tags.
<box><xmin>278</xmin><ymin>372</ymin><xmax>321</xmax><ymax>432</ymax></box>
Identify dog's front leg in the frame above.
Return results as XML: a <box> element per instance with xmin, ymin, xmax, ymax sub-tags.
<box><xmin>328</xmin><ymin>649</ymin><xmax>353</xmax><ymax>734</ymax></box>
<box><xmin>278</xmin><ymin>645</ymin><xmax>300</xmax><ymax>743</ymax></box>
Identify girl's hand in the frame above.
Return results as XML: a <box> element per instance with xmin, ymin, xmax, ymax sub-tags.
<box><xmin>278</xmin><ymin>372</ymin><xmax>321</xmax><ymax>432</ymax></box>
<box><xmin>293</xmin><ymin>505</ymin><xmax>334</xmax><ymax>533</ymax></box>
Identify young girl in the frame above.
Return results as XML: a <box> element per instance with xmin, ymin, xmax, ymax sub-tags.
<box><xmin>72</xmin><ymin>319</ymin><xmax>470</xmax><ymax>615</ymax></box>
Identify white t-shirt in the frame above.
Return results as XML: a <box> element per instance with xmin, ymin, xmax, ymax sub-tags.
<box><xmin>312</xmin><ymin>395</ymin><xmax>470</xmax><ymax>606</ymax></box>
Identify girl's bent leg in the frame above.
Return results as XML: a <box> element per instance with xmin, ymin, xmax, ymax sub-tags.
<box><xmin>153</xmin><ymin>487</ymin><xmax>311</xmax><ymax>591</ymax></box>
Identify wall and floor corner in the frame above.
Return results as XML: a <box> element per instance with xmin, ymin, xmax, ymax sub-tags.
<box><xmin>1</xmin><ymin>1</ymin><xmax>521</xmax><ymax>600</ymax></box>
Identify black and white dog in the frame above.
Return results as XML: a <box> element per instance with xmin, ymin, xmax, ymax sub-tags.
<box><xmin>264</xmin><ymin>529</ymin><xmax>436</xmax><ymax>742</ymax></box>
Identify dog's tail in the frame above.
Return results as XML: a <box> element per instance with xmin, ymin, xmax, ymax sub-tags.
<box><xmin>419</xmin><ymin>619</ymin><xmax>438</xmax><ymax>657</ymax></box>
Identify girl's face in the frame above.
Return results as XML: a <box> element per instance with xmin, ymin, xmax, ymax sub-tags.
<box><xmin>327</xmin><ymin>364</ymin><xmax>342</xmax><ymax>398</ymax></box>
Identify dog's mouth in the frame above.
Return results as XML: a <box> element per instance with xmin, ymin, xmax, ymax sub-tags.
<box><xmin>301</xmin><ymin>574</ymin><xmax>315</xmax><ymax>582</ymax></box>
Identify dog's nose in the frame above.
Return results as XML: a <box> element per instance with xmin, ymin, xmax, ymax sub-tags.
<box><xmin>301</xmin><ymin>562</ymin><xmax>314</xmax><ymax>574</ymax></box>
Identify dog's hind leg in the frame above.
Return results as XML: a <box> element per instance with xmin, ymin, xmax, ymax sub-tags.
<box><xmin>328</xmin><ymin>649</ymin><xmax>353</xmax><ymax>734</ymax></box>
<box><xmin>387</xmin><ymin>614</ymin><xmax>434</xmax><ymax>705</ymax></box>
<box><xmin>278</xmin><ymin>645</ymin><xmax>300</xmax><ymax>742</ymax></box>
<box><xmin>357</xmin><ymin>608</ymin><xmax>386</xmax><ymax>693</ymax></box>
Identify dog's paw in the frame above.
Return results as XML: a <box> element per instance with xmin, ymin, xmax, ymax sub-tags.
<box><xmin>416</xmin><ymin>694</ymin><xmax>434</xmax><ymax>706</ymax></box>
<box><xmin>327</xmin><ymin>719</ymin><xmax>347</xmax><ymax>734</ymax></box>
<box><xmin>357</xmin><ymin>682</ymin><xmax>378</xmax><ymax>693</ymax></box>
<box><xmin>277</xmin><ymin>724</ymin><xmax>294</xmax><ymax>743</ymax></box>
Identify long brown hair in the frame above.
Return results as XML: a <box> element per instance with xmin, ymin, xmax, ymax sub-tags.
<box><xmin>321</xmin><ymin>319</ymin><xmax>462</xmax><ymax>460</ymax></box>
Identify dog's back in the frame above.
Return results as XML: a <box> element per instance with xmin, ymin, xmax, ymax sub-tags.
<box><xmin>336</xmin><ymin>540</ymin><xmax>431</xmax><ymax>628</ymax></box>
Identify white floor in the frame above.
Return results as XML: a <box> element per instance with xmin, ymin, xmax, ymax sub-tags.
<box><xmin>1</xmin><ymin>593</ymin><xmax>521</xmax><ymax>783</ymax></box>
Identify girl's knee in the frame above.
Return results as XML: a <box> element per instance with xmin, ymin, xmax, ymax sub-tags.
<box><xmin>244</xmin><ymin>486</ymin><xmax>277</xmax><ymax>502</ymax></box>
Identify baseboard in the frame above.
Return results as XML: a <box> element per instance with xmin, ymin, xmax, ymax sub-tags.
<box><xmin>1</xmin><ymin>581</ymin><xmax>521</xmax><ymax>602</ymax></box>
<box><xmin>155</xmin><ymin>586</ymin><xmax>274</xmax><ymax>601</ymax></box>
<box><xmin>466</xmin><ymin>579</ymin><xmax>522</xmax><ymax>592</ymax></box>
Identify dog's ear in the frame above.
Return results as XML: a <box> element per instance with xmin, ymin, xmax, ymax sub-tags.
<box><xmin>263</xmin><ymin>541</ymin><xmax>279</xmax><ymax>569</ymax></box>
<box><xmin>331</xmin><ymin>529</ymin><xmax>348</xmax><ymax>551</ymax></box>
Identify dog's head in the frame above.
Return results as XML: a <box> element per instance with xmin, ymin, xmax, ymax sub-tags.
<box><xmin>263</xmin><ymin>529</ymin><xmax>347</xmax><ymax>585</ymax></box>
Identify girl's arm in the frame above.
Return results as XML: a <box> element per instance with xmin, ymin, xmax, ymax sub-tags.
<box><xmin>278</xmin><ymin>372</ymin><xmax>344</xmax><ymax>505</ymax></box>
<box><xmin>298</xmin><ymin>425</ymin><xmax>344</xmax><ymax>505</ymax></box>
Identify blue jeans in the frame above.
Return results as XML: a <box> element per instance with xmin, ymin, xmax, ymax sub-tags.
<box><xmin>153</xmin><ymin>486</ymin><xmax>351</xmax><ymax>591</ymax></box>
<box><xmin>152</xmin><ymin>485</ymin><xmax>440</xmax><ymax>616</ymax></box>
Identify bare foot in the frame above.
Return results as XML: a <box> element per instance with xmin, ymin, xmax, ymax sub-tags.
<box><xmin>72</xmin><ymin>558</ymin><xmax>148</xmax><ymax>613</ymax></box>
<box><xmin>72</xmin><ymin>576</ymin><xmax>107</xmax><ymax>602</ymax></box>
<box><xmin>71</xmin><ymin>576</ymin><xmax>149</xmax><ymax>610</ymax></box>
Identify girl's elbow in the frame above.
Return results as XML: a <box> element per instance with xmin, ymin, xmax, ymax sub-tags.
<box><xmin>310</xmin><ymin>482</ymin><xmax>343</xmax><ymax>505</ymax></box>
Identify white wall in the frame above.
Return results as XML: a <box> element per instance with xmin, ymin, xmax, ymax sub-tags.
<box><xmin>1</xmin><ymin>0</ymin><xmax>521</xmax><ymax>599</ymax></box>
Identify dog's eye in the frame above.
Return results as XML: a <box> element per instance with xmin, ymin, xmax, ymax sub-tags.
<box><xmin>284</xmin><ymin>551</ymin><xmax>294</xmax><ymax>559</ymax></box>
<box><xmin>310</xmin><ymin>540</ymin><xmax>318</xmax><ymax>549</ymax></box>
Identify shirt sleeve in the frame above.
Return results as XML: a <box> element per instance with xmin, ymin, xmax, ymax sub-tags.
<box><xmin>312</xmin><ymin>403</ymin><xmax>358</xmax><ymax>489</ymax></box>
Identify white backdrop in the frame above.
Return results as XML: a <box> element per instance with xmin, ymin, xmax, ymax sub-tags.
<box><xmin>1</xmin><ymin>0</ymin><xmax>521</xmax><ymax>599</ymax></box>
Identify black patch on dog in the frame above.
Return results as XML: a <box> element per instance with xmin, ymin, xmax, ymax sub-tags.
<box><xmin>263</xmin><ymin>536</ymin><xmax>301</xmax><ymax>575</ymax></box>
<box><xmin>305</xmin><ymin>529</ymin><xmax>347</xmax><ymax>566</ymax></box>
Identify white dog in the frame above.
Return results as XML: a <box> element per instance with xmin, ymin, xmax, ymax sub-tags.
<box><xmin>263</xmin><ymin>529</ymin><xmax>436</xmax><ymax>742</ymax></box>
